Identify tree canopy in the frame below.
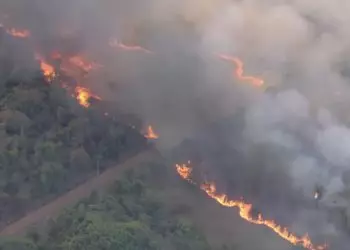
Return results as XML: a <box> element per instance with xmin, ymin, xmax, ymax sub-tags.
<box><xmin>0</xmin><ymin>164</ymin><xmax>233</xmax><ymax>250</ymax></box>
<box><xmin>0</xmin><ymin>31</ymin><xmax>147</xmax><ymax>228</ymax></box>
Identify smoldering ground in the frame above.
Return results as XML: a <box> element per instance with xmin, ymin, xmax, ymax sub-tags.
<box><xmin>2</xmin><ymin>0</ymin><xmax>350</xmax><ymax>249</ymax></box>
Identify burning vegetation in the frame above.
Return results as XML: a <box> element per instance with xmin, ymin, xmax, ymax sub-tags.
<box><xmin>175</xmin><ymin>162</ymin><xmax>327</xmax><ymax>250</ymax></box>
<box><xmin>0</xmin><ymin>23</ymin><xmax>30</xmax><ymax>38</ymax></box>
<box><xmin>175</xmin><ymin>162</ymin><xmax>193</xmax><ymax>180</ymax></box>
<box><xmin>1</xmin><ymin>20</ymin><xmax>264</xmax><ymax>114</ymax></box>
<box><xmin>68</xmin><ymin>55</ymin><xmax>103</xmax><ymax>72</ymax></box>
<box><xmin>144</xmin><ymin>125</ymin><xmax>159</xmax><ymax>139</ymax></box>
<box><xmin>109</xmin><ymin>38</ymin><xmax>153</xmax><ymax>54</ymax></box>
<box><xmin>0</xmin><ymin>25</ymin><xmax>149</xmax><ymax>236</ymax></box>
<box><xmin>35</xmin><ymin>54</ymin><xmax>56</xmax><ymax>81</ymax></box>
<box><xmin>217</xmin><ymin>54</ymin><xmax>264</xmax><ymax>87</ymax></box>
<box><xmin>0</xmin><ymin>12</ymin><xmax>336</xmax><ymax>250</ymax></box>
<box><xmin>74</xmin><ymin>86</ymin><xmax>102</xmax><ymax>108</ymax></box>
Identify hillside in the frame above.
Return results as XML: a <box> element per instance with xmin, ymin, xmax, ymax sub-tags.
<box><xmin>5</xmin><ymin>163</ymin><xmax>214</xmax><ymax>250</ymax></box>
<box><xmin>0</xmin><ymin>158</ymin><xmax>293</xmax><ymax>250</ymax></box>
<box><xmin>0</xmin><ymin>15</ymin><xmax>334</xmax><ymax>250</ymax></box>
<box><xmin>0</xmin><ymin>25</ymin><xmax>243</xmax><ymax>250</ymax></box>
<box><xmin>0</xmin><ymin>30</ymin><xmax>147</xmax><ymax>228</ymax></box>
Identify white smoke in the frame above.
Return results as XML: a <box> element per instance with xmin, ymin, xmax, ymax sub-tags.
<box><xmin>317</xmin><ymin>126</ymin><xmax>350</xmax><ymax>168</ymax></box>
<box><xmin>198</xmin><ymin>0</ymin><xmax>350</xmax><ymax>199</ymax></box>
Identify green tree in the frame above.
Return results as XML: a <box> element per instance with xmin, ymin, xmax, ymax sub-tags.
<box><xmin>0</xmin><ymin>237</ymin><xmax>38</xmax><ymax>250</ymax></box>
<box><xmin>38</xmin><ymin>161</ymin><xmax>65</xmax><ymax>194</ymax></box>
<box><xmin>2</xmin><ymin>110</ymin><xmax>31</xmax><ymax>135</ymax></box>
<box><xmin>70</xmin><ymin>147</ymin><xmax>92</xmax><ymax>170</ymax></box>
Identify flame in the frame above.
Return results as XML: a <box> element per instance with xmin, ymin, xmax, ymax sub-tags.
<box><xmin>175</xmin><ymin>162</ymin><xmax>327</xmax><ymax>250</ymax></box>
<box><xmin>0</xmin><ymin>23</ymin><xmax>30</xmax><ymax>38</ymax></box>
<box><xmin>40</xmin><ymin>61</ymin><xmax>56</xmax><ymax>80</ymax></box>
<box><xmin>109</xmin><ymin>39</ymin><xmax>152</xmax><ymax>54</ymax></box>
<box><xmin>0</xmin><ymin>24</ymin><xmax>30</xmax><ymax>38</ymax></box>
<box><xmin>144</xmin><ymin>126</ymin><xmax>159</xmax><ymax>139</ymax></box>
<box><xmin>43</xmin><ymin>51</ymin><xmax>103</xmax><ymax>108</ymax></box>
<box><xmin>75</xmin><ymin>86</ymin><xmax>101</xmax><ymax>108</ymax></box>
<box><xmin>218</xmin><ymin>54</ymin><xmax>264</xmax><ymax>87</ymax></box>
<box><xmin>6</xmin><ymin>28</ymin><xmax>30</xmax><ymax>38</ymax></box>
<box><xmin>69</xmin><ymin>56</ymin><xmax>102</xmax><ymax>72</ymax></box>
<box><xmin>175</xmin><ymin>162</ymin><xmax>192</xmax><ymax>180</ymax></box>
<box><xmin>51</xmin><ymin>51</ymin><xmax>62</xmax><ymax>60</ymax></box>
<box><xmin>35</xmin><ymin>54</ymin><xmax>56</xmax><ymax>81</ymax></box>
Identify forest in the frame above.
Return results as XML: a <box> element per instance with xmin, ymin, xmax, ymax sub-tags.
<box><xmin>0</xmin><ymin>26</ymin><xmax>237</xmax><ymax>250</ymax></box>
<box><xmin>0</xmin><ymin>164</ymin><xmax>230</xmax><ymax>250</ymax></box>
<box><xmin>0</xmin><ymin>22</ymin><xmax>345</xmax><ymax>249</ymax></box>
<box><xmin>0</xmin><ymin>29</ymin><xmax>148</xmax><ymax>228</ymax></box>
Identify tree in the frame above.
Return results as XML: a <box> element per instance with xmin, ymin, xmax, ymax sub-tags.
<box><xmin>56</xmin><ymin>106</ymin><xmax>72</xmax><ymax>126</ymax></box>
<box><xmin>0</xmin><ymin>237</ymin><xmax>38</xmax><ymax>250</ymax></box>
<box><xmin>6</xmin><ymin>88</ymin><xmax>45</xmax><ymax>119</ymax></box>
<box><xmin>48</xmin><ymin>83</ymin><xmax>70</xmax><ymax>109</ymax></box>
<box><xmin>36</xmin><ymin>164</ymin><xmax>214</xmax><ymax>250</ymax></box>
<box><xmin>70</xmin><ymin>147</ymin><xmax>92</xmax><ymax>170</ymax></box>
<box><xmin>2</xmin><ymin>110</ymin><xmax>31</xmax><ymax>135</ymax></box>
<box><xmin>34</xmin><ymin>140</ymin><xmax>61</xmax><ymax>163</ymax></box>
<box><xmin>0</xmin><ymin>33</ymin><xmax>148</xmax><ymax>229</ymax></box>
<box><xmin>38</xmin><ymin>161</ymin><xmax>65</xmax><ymax>194</ymax></box>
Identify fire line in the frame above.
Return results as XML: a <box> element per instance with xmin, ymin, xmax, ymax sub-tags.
<box><xmin>0</xmin><ymin>23</ymin><xmax>30</xmax><ymax>38</ymax></box>
<box><xmin>175</xmin><ymin>162</ymin><xmax>327</xmax><ymax>250</ymax></box>
<box><xmin>109</xmin><ymin>39</ymin><xmax>153</xmax><ymax>54</ymax></box>
<box><xmin>144</xmin><ymin>125</ymin><xmax>159</xmax><ymax>139</ymax></box>
<box><xmin>2</xmin><ymin>19</ymin><xmax>329</xmax><ymax>250</ymax></box>
<box><xmin>35</xmin><ymin>54</ymin><xmax>56</xmax><ymax>81</ymax></box>
<box><xmin>75</xmin><ymin>86</ymin><xmax>101</xmax><ymax>108</ymax></box>
<box><xmin>217</xmin><ymin>54</ymin><xmax>264</xmax><ymax>87</ymax></box>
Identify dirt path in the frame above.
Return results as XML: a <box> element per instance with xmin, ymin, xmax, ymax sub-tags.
<box><xmin>0</xmin><ymin>149</ymin><xmax>157</xmax><ymax>237</ymax></box>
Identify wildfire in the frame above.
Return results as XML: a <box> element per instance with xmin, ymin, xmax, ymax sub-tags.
<box><xmin>51</xmin><ymin>51</ymin><xmax>62</xmax><ymax>60</ymax></box>
<box><xmin>75</xmin><ymin>86</ymin><xmax>101</xmax><ymax>108</ymax></box>
<box><xmin>144</xmin><ymin>125</ymin><xmax>159</xmax><ymax>139</ymax></box>
<box><xmin>175</xmin><ymin>162</ymin><xmax>327</xmax><ymax>250</ymax></box>
<box><xmin>69</xmin><ymin>56</ymin><xmax>102</xmax><ymax>72</ymax></box>
<box><xmin>40</xmin><ymin>51</ymin><xmax>103</xmax><ymax>108</ymax></box>
<box><xmin>217</xmin><ymin>54</ymin><xmax>264</xmax><ymax>87</ymax></box>
<box><xmin>109</xmin><ymin>39</ymin><xmax>152</xmax><ymax>54</ymax></box>
<box><xmin>175</xmin><ymin>162</ymin><xmax>193</xmax><ymax>180</ymax></box>
<box><xmin>6</xmin><ymin>28</ymin><xmax>30</xmax><ymax>38</ymax></box>
<box><xmin>35</xmin><ymin>54</ymin><xmax>56</xmax><ymax>81</ymax></box>
<box><xmin>0</xmin><ymin>23</ymin><xmax>30</xmax><ymax>38</ymax></box>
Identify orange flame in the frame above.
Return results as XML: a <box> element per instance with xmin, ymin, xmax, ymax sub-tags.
<box><xmin>0</xmin><ymin>23</ymin><xmax>30</xmax><ymax>38</ymax></box>
<box><xmin>35</xmin><ymin>54</ymin><xmax>56</xmax><ymax>81</ymax></box>
<box><xmin>40</xmin><ymin>61</ymin><xmax>56</xmax><ymax>81</ymax></box>
<box><xmin>218</xmin><ymin>54</ymin><xmax>264</xmax><ymax>87</ymax></box>
<box><xmin>44</xmin><ymin>51</ymin><xmax>103</xmax><ymax>108</ymax></box>
<box><xmin>109</xmin><ymin>39</ymin><xmax>152</xmax><ymax>54</ymax></box>
<box><xmin>75</xmin><ymin>86</ymin><xmax>101</xmax><ymax>108</ymax></box>
<box><xmin>51</xmin><ymin>51</ymin><xmax>62</xmax><ymax>60</ymax></box>
<box><xmin>0</xmin><ymin>25</ymin><xmax>103</xmax><ymax>110</ymax></box>
<box><xmin>175</xmin><ymin>162</ymin><xmax>192</xmax><ymax>180</ymax></box>
<box><xmin>175</xmin><ymin>162</ymin><xmax>326</xmax><ymax>250</ymax></box>
<box><xmin>69</xmin><ymin>56</ymin><xmax>102</xmax><ymax>72</ymax></box>
<box><xmin>144</xmin><ymin>126</ymin><xmax>159</xmax><ymax>139</ymax></box>
<box><xmin>6</xmin><ymin>28</ymin><xmax>30</xmax><ymax>38</ymax></box>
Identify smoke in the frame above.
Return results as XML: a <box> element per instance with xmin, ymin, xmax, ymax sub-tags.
<box><xmin>2</xmin><ymin>0</ymin><xmax>350</xmax><ymax>248</ymax></box>
<box><xmin>191</xmin><ymin>0</ymin><xmax>350</xmax><ymax>247</ymax></box>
